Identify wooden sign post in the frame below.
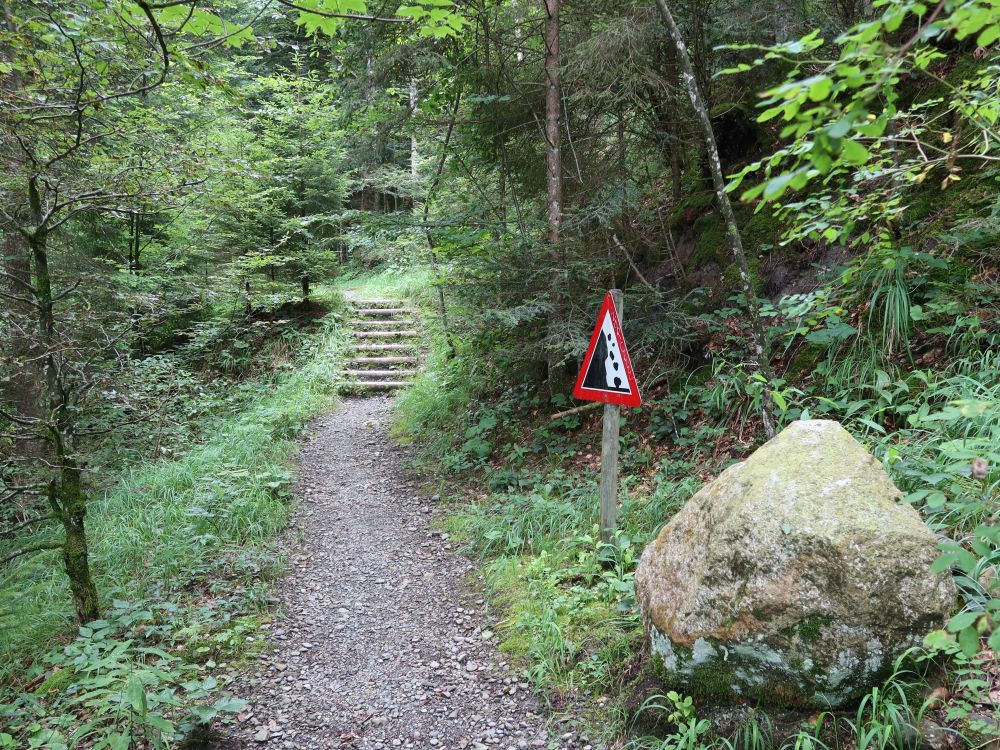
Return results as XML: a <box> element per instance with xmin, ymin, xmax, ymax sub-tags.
<box><xmin>599</xmin><ymin>292</ymin><xmax>623</xmax><ymax>544</ymax></box>
<box><xmin>572</xmin><ymin>288</ymin><xmax>640</xmax><ymax>546</ymax></box>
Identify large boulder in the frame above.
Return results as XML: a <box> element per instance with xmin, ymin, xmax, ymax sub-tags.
<box><xmin>635</xmin><ymin>419</ymin><xmax>955</xmax><ymax>708</ymax></box>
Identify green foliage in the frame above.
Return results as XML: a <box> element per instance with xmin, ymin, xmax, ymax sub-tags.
<box><xmin>632</xmin><ymin>692</ymin><xmax>712</xmax><ymax>750</ymax></box>
<box><xmin>0</xmin><ymin>313</ymin><xmax>345</xmax><ymax>681</ymax></box>
<box><xmin>0</xmin><ymin>601</ymin><xmax>249</xmax><ymax>748</ymax></box>
<box><xmin>293</xmin><ymin>0</ymin><xmax>467</xmax><ymax>38</ymax></box>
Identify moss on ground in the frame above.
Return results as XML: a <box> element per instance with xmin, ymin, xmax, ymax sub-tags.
<box><xmin>33</xmin><ymin>667</ymin><xmax>76</xmax><ymax>697</ymax></box>
<box><xmin>692</xmin><ymin>214</ymin><xmax>728</xmax><ymax>267</ymax></box>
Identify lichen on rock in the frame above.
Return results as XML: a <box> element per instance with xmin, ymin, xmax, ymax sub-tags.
<box><xmin>635</xmin><ymin>419</ymin><xmax>956</xmax><ymax>708</ymax></box>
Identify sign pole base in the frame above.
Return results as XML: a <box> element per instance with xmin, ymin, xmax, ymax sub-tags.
<box><xmin>600</xmin><ymin>401</ymin><xmax>620</xmax><ymax>547</ymax></box>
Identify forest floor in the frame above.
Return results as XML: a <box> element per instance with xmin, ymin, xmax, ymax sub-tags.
<box><xmin>221</xmin><ymin>397</ymin><xmax>591</xmax><ymax>750</ymax></box>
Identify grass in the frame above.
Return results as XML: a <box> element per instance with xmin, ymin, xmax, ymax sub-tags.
<box><xmin>0</xmin><ymin>300</ymin><xmax>347</xmax><ymax>683</ymax></box>
<box><xmin>335</xmin><ymin>264</ymin><xmax>436</xmax><ymax>302</ymax></box>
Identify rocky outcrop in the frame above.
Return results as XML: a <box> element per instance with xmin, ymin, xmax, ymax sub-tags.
<box><xmin>635</xmin><ymin>419</ymin><xmax>956</xmax><ymax>708</ymax></box>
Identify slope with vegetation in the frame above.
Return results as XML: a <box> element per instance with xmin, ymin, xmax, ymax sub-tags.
<box><xmin>0</xmin><ymin>0</ymin><xmax>998</xmax><ymax>748</ymax></box>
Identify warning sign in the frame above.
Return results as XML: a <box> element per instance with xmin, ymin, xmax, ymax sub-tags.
<box><xmin>573</xmin><ymin>291</ymin><xmax>641</xmax><ymax>407</ymax></box>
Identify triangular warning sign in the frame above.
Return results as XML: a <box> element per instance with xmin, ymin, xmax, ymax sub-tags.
<box><xmin>573</xmin><ymin>291</ymin><xmax>641</xmax><ymax>407</ymax></box>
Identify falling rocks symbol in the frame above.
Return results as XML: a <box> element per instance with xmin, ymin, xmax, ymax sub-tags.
<box><xmin>573</xmin><ymin>290</ymin><xmax>641</xmax><ymax>407</ymax></box>
<box><xmin>583</xmin><ymin>316</ymin><xmax>629</xmax><ymax>392</ymax></box>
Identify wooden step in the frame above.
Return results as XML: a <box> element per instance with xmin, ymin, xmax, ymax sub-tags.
<box><xmin>354</xmin><ymin>320</ymin><xmax>417</xmax><ymax>328</ymax></box>
<box><xmin>356</xmin><ymin>307</ymin><xmax>408</xmax><ymax>316</ymax></box>
<box><xmin>347</xmin><ymin>357</ymin><xmax>419</xmax><ymax>368</ymax></box>
<box><xmin>343</xmin><ymin>369</ymin><xmax>418</xmax><ymax>378</ymax></box>
<box><xmin>352</xmin><ymin>380</ymin><xmax>412</xmax><ymax>390</ymax></box>
<box><xmin>353</xmin><ymin>299</ymin><xmax>399</xmax><ymax>307</ymax></box>
<box><xmin>353</xmin><ymin>330</ymin><xmax>419</xmax><ymax>339</ymax></box>
<box><xmin>351</xmin><ymin>343</ymin><xmax>417</xmax><ymax>352</ymax></box>
<box><xmin>347</xmin><ymin>356</ymin><xmax>419</xmax><ymax>365</ymax></box>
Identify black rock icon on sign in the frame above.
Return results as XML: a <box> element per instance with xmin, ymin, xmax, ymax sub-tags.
<box><xmin>582</xmin><ymin>315</ymin><xmax>630</xmax><ymax>393</ymax></box>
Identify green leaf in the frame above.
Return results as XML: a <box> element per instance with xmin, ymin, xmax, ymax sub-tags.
<box><xmin>189</xmin><ymin>705</ymin><xmax>219</xmax><ymax>723</ymax></box>
<box><xmin>989</xmin><ymin>628</ymin><xmax>1000</xmax><ymax>653</ymax></box>
<box><xmin>763</xmin><ymin>171</ymin><xmax>797</xmax><ymax>200</ymax></box>
<box><xmin>125</xmin><ymin>675</ymin><xmax>147</xmax><ymax>719</ymax></box>
<box><xmin>947</xmin><ymin>611</ymin><xmax>981</xmax><ymax>632</ymax></box>
<box><xmin>923</xmin><ymin>628</ymin><xmax>956</xmax><ymax>651</ymax></box>
<box><xmin>841</xmin><ymin>139</ymin><xmax>869</xmax><ymax>164</ymax></box>
<box><xmin>827</xmin><ymin>117</ymin><xmax>852</xmax><ymax>139</ymax></box>
<box><xmin>925</xmin><ymin>491</ymin><xmax>947</xmax><ymax>509</ymax></box>
<box><xmin>807</xmin><ymin>77</ymin><xmax>832</xmax><ymax>101</ymax></box>
<box><xmin>958</xmin><ymin>625</ymin><xmax>981</xmax><ymax>657</ymax></box>
<box><xmin>213</xmin><ymin>695</ymin><xmax>248</xmax><ymax>713</ymax></box>
<box><xmin>978</xmin><ymin>24</ymin><xmax>1000</xmax><ymax>47</ymax></box>
<box><xmin>771</xmin><ymin>391</ymin><xmax>788</xmax><ymax>411</ymax></box>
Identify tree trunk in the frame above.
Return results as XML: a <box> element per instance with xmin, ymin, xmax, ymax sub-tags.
<box><xmin>57</xmin><ymin>460</ymin><xmax>100</xmax><ymax>623</ymax></box>
<box><xmin>27</xmin><ymin>176</ymin><xmax>101</xmax><ymax>623</ymax></box>
<box><xmin>653</xmin><ymin>0</ymin><xmax>777</xmax><ymax>439</ymax></box>
<box><xmin>543</xmin><ymin>0</ymin><xmax>563</xmax><ymax>383</ymax></box>
<box><xmin>543</xmin><ymin>0</ymin><xmax>562</xmax><ymax>247</ymax></box>
<box><xmin>0</xmin><ymin>6</ymin><xmax>38</xmax><ymax>418</ymax></box>
<box><xmin>2</xmin><ymin>228</ymin><xmax>36</xmax><ymax>417</ymax></box>
<box><xmin>410</xmin><ymin>77</ymin><xmax>419</xmax><ymax>181</ymax></box>
<box><xmin>665</xmin><ymin>40</ymin><xmax>683</xmax><ymax>202</ymax></box>
<box><xmin>301</xmin><ymin>274</ymin><xmax>310</xmax><ymax>301</ymax></box>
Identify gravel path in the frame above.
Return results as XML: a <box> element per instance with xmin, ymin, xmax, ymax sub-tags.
<box><xmin>222</xmin><ymin>397</ymin><xmax>574</xmax><ymax>750</ymax></box>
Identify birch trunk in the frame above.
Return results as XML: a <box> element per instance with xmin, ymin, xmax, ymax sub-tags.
<box><xmin>410</xmin><ymin>78</ymin><xmax>419</xmax><ymax>181</ymax></box>
<box><xmin>653</xmin><ymin>0</ymin><xmax>777</xmax><ymax>439</ymax></box>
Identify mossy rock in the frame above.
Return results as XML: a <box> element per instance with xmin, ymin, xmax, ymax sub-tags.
<box><xmin>635</xmin><ymin>420</ymin><xmax>956</xmax><ymax>709</ymax></box>
<box><xmin>735</xmin><ymin>205</ymin><xmax>786</xmax><ymax>255</ymax></box>
<box><xmin>692</xmin><ymin>214</ymin><xmax>728</xmax><ymax>267</ymax></box>
<box><xmin>901</xmin><ymin>170</ymin><xmax>991</xmax><ymax>229</ymax></box>
<box><xmin>668</xmin><ymin>191</ymin><xmax>715</xmax><ymax>229</ymax></box>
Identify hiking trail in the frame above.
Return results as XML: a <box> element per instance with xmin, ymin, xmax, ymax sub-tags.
<box><xmin>222</xmin><ymin>301</ymin><xmax>595</xmax><ymax>749</ymax></box>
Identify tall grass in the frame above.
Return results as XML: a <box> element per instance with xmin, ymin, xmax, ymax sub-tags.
<box><xmin>0</xmin><ymin>314</ymin><xmax>346</xmax><ymax>681</ymax></box>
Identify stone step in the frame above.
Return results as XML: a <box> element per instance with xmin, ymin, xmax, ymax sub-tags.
<box><xmin>351</xmin><ymin>343</ymin><xmax>418</xmax><ymax>352</ymax></box>
<box><xmin>356</xmin><ymin>307</ymin><xmax>409</xmax><ymax>316</ymax></box>
<box><xmin>347</xmin><ymin>356</ymin><xmax>419</xmax><ymax>366</ymax></box>
<box><xmin>353</xmin><ymin>330</ymin><xmax>419</xmax><ymax>339</ymax></box>
<box><xmin>352</xmin><ymin>299</ymin><xmax>399</xmax><ymax>307</ymax></box>
<box><xmin>352</xmin><ymin>380</ymin><xmax>412</xmax><ymax>390</ymax></box>
<box><xmin>343</xmin><ymin>369</ymin><xmax>419</xmax><ymax>378</ymax></box>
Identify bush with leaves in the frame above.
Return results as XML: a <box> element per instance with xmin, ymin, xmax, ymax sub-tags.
<box><xmin>0</xmin><ymin>600</ymin><xmax>248</xmax><ymax>749</ymax></box>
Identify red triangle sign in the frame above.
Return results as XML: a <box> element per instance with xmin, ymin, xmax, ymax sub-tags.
<box><xmin>573</xmin><ymin>291</ymin><xmax>641</xmax><ymax>407</ymax></box>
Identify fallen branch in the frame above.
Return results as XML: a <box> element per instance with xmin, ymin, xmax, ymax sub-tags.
<box><xmin>550</xmin><ymin>402</ymin><xmax>602</xmax><ymax>420</ymax></box>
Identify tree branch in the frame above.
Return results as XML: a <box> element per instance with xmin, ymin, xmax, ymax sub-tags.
<box><xmin>273</xmin><ymin>0</ymin><xmax>407</xmax><ymax>23</ymax></box>
<box><xmin>611</xmin><ymin>234</ymin><xmax>656</xmax><ymax>291</ymax></box>
<box><xmin>0</xmin><ymin>539</ymin><xmax>62</xmax><ymax>568</ymax></box>
<box><xmin>133</xmin><ymin>0</ymin><xmax>170</xmax><ymax>74</ymax></box>
<box><xmin>1</xmin><ymin>515</ymin><xmax>56</xmax><ymax>539</ymax></box>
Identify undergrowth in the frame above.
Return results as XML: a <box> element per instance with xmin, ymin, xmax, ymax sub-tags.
<box><xmin>388</xmin><ymin>245</ymin><xmax>1000</xmax><ymax>748</ymax></box>
<box><xmin>0</xmin><ymin>295</ymin><xmax>347</xmax><ymax>747</ymax></box>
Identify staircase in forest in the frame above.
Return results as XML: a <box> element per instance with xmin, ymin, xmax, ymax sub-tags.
<box><xmin>343</xmin><ymin>297</ymin><xmax>423</xmax><ymax>394</ymax></box>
